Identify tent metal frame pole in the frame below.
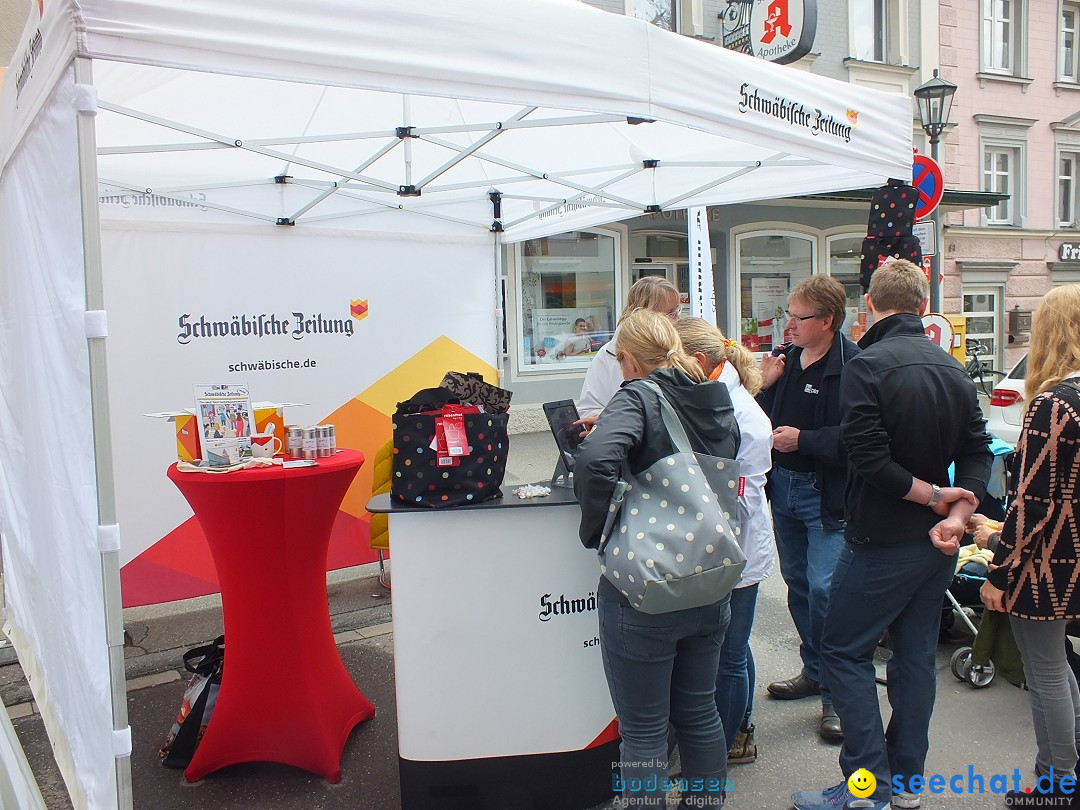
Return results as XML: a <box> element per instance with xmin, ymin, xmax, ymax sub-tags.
<box><xmin>412</xmin><ymin>106</ymin><xmax>535</xmax><ymax>190</ymax></box>
<box><xmin>658</xmin><ymin>163</ymin><xmax>760</xmax><ymax>209</ymax></box>
<box><xmin>493</xmin><ymin>232</ymin><xmax>506</xmax><ymax>386</ymax></box>
<box><xmin>96</xmin><ymin>101</ymin><xmax>399</xmax><ymax>191</ymax></box>
<box><xmin>96</xmin><ymin>112</ymin><xmax>629</xmax><ymax>156</ymax></box>
<box><xmin>74</xmin><ymin>56</ymin><xmax>134</xmax><ymax>810</ymax></box>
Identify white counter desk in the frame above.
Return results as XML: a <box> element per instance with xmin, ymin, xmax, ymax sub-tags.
<box><xmin>368</xmin><ymin>487</ymin><xmax>618</xmax><ymax>810</ymax></box>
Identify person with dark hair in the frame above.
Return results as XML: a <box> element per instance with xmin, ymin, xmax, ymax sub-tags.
<box><xmin>564</xmin><ymin>318</ymin><xmax>592</xmax><ymax>356</ymax></box>
<box><xmin>756</xmin><ymin>274</ymin><xmax>857</xmax><ymax>743</ymax></box>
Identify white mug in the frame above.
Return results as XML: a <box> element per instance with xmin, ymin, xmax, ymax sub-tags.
<box><xmin>250</xmin><ymin>433</ymin><xmax>283</xmax><ymax>458</ymax></box>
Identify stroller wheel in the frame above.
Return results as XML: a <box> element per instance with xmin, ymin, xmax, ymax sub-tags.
<box><xmin>966</xmin><ymin>660</ymin><xmax>996</xmax><ymax>688</ymax></box>
<box><xmin>950</xmin><ymin>647</ymin><xmax>973</xmax><ymax>681</ymax></box>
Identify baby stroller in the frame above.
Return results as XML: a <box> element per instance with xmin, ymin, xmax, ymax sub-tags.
<box><xmin>942</xmin><ymin>438</ymin><xmax>1015</xmax><ymax>689</ymax></box>
<box><xmin>945</xmin><ymin>567</ymin><xmax>997</xmax><ymax>688</ymax></box>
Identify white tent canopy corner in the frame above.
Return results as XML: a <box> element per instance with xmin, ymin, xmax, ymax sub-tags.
<box><xmin>0</xmin><ymin>1</ymin><xmax>912</xmax><ymax>808</ymax></box>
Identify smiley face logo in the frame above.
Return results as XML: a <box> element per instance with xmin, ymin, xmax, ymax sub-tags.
<box><xmin>848</xmin><ymin>769</ymin><xmax>877</xmax><ymax>798</ymax></box>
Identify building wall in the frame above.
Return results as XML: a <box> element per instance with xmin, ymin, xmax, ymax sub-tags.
<box><xmin>0</xmin><ymin>0</ymin><xmax>31</xmax><ymax>67</ymax></box>
<box><xmin>939</xmin><ymin>0</ymin><xmax>1078</xmax><ymax>371</ymax></box>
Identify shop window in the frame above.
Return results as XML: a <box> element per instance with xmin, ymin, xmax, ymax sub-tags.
<box><xmin>1059</xmin><ymin>150</ymin><xmax>1080</xmax><ymax>229</ymax></box>
<box><xmin>626</xmin><ymin>0</ymin><xmax>703</xmax><ymax>35</ymax></box>
<box><xmin>826</xmin><ymin>235</ymin><xmax>866</xmax><ymax>341</ymax></box>
<box><xmin>981</xmin><ymin>0</ymin><xmax>1023</xmax><ymax>75</ymax></box>
<box><xmin>736</xmin><ymin>232</ymin><xmax>815</xmax><ymax>353</ymax></box>
<box><xmin>1062</xmin><ymin>2</ymin><xmax>1080</xmax><ymax>82</ymax></box>
<box><xmin>982</xmin><ymin>145</ymin><xmax>1021</xmax><ymax>226</ymax></box>
<box><xmin>629</xmin><ymin>230</ymin><xmax>692</xmax><ymax>317</ymax></box>
<box><xmin>517</xmin><ymin>231</ymin><xmax>618</xmax><ymax>373</ymax></box>
<box><xmin>963</xmin><ymin>288</ymin><xmax>1003</xmax><ymax>372</ymax></box>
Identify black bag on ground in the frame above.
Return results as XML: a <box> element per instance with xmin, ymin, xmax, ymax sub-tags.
<box><xmin>159</xmin><ymin>635</ymin><xmax>224</xmax><ymax>769</ymax></box>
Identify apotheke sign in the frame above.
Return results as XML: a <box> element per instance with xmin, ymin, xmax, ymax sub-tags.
<box><xmin>720</xmin><ymin>0</ymin><xmax>817</xmax><ymax>65</ymax></box>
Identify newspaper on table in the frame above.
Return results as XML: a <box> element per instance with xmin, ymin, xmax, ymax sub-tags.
<box><xmin>193</xmin><ymin>383</ymin><xmax>257</xmax><ymax>463</ymax></box>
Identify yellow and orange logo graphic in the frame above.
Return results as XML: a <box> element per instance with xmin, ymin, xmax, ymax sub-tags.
<box><xmin>846</xmin><ymin>109</ymin><xmax>859</xmax><ymax>128</ymax></box>
<box><xmin>350</xmin><ymin>299</ymin><xmax>369</xmax><ymax>321</ymax></box>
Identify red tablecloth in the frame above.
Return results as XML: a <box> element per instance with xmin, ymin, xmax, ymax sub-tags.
<box><xmin>167</xmin><ymin>450</ymin><xmax>374</xmax><ymax>782</ymax></box>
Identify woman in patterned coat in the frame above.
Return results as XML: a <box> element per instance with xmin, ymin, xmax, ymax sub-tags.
<box><xmin>982</xmin><ymin>284</ymin><xmax>1080</xmax><ymax>801</ymax></box>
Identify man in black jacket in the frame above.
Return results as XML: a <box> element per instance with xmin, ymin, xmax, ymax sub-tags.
<box><xmin>757</xmin><ymin>275</ymin><xmax>858</xmax><ymax>743</ymax></box>
<box><xmin>792</xmin><ymin>260</ymin><xmax>992</xmax><ymax>810</ymax></box>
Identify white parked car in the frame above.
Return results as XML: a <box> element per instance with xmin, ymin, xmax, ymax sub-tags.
<box><xmin>984</xmin><ymin>354</ymin><xmax>1027</xmax><ymax>447</ymax></box>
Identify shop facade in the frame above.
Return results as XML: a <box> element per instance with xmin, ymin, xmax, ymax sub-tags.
<box><xmin>497</xmin><ymin>0</ymin><xmax>949</xmax><ymax>419</ymax></box>
<box><xmin>498</xmin><ymin>189</ymin><xmax>999</xmax><ymax>420</ymax></box>
<box><xmin>938</xmin><ymin>1</ymin><xmax>1080</xmax><ymax>377</ymax></box>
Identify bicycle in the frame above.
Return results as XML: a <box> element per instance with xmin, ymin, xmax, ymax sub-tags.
<box><xmin>964</xmin><ymin>341</ymin><xmax>1007</xmax><ymax>398</ymax></box>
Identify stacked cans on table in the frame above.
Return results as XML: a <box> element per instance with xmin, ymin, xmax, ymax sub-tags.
<box><xmin>286</xmin><ymin>424</ymin><xmax>336</xmax><ymax>459</ymax></box>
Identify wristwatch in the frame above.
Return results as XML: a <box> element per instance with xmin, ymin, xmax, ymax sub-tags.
<box><xmin>926</xmin><ymin>483</ymin><xmax>942</xmax><ymax>507</ymax></box>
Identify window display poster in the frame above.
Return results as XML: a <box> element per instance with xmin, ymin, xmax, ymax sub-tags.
<box><xmin>531</xmin><ymin>307</ymin><xmax>610</xmax><ymax>362</ymax></box>
<box><xmin>743</xmin><ymin>278</ymin><xmax>788</xmax><ymax>352</ymax></box>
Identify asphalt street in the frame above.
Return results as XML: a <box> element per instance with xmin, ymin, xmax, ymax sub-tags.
<box><xmin>8</xmin><ymin>567</ymin><xmax>1038</xmax><ymax>810</ymax></box>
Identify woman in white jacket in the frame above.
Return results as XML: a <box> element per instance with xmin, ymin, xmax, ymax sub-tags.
<box><xmin>676</xmin><ymin>317</ymin><xmax>775</xmax><ymax>766</ymax></box>
<box><xmin>577</xmin><ymin>276</ymin><xmax>682</xmax><ymax>419</ymax></box>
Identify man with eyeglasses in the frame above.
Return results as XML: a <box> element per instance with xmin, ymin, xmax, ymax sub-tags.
<box><xmin>756</xmin><ymin>274</ymin><xmax>858</xmax><ymax>744</ymax></box>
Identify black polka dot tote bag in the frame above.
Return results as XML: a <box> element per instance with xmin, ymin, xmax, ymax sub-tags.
<box><xmin>597</xmin><ymin>380</ymin><xmax>746</xmax><ymax>614</ymax></box>
<box><xmin>391</xmin><ymin>388</ymin><xmax>508</xmax><ymax>508</ymax></box>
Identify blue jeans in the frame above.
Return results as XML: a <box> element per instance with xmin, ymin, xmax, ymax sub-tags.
<box><xmin>715</xmin><ymin>584</ymin><xmax>759</xmax><ymax>744</ymax></box>
<box><xmin>599</xmin><ymin>591</ymin><xmax>731</xmax><ymax>808</ymax></box>
<box><xmin>820</xmin><ymin>541</ymin><xmax>955</xmax><ymax>802</ymax></box>
<box><xmin>770</xmin><ymin>466</ymin><xmax>845</xmax><ymax>703</ymax></box>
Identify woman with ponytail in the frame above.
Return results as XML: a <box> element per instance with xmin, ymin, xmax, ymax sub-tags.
<box><xmin>574</xmin><ymin>309</ymin><xmax>740</xmax><ymax>809</ymax></box>
<box><xmin>676</xmin><ymin>317</ymin><xmax>775</xmax><ymax>767</ymax></box>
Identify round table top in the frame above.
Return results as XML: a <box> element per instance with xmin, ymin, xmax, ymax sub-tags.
<box><xmin>168</xmin><ymin>448</ymin><xmax>364</xmax><ymax>485</ymax></box>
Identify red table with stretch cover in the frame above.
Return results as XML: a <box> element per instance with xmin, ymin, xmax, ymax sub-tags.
<box><xmin>167</xmin><ymin>450</ymin><xmax>374</xmax><ymax>782</ymax></box>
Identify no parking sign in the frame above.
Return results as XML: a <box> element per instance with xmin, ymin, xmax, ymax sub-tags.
<box><xmin>912</xmin><ymin>155</ymin><xmax>943</xmax><ymax>221</ymax></box>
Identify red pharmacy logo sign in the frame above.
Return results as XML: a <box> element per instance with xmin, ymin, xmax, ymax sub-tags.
<box><xmin>760</xmin><ymin>0</ymin><xmax>792</xmax><ymax>44</ymax></box>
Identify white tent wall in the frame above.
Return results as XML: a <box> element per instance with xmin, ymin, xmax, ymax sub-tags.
<box><xmin>0</xmin><ymin>65</ymin><xmax>120</xmax><ymax>810</ymax></box>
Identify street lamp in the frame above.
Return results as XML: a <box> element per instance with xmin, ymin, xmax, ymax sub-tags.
<box><xmin>913</xmin><ymin>69</ymin><xmax>957</xmax><ymax>313</ymax></box>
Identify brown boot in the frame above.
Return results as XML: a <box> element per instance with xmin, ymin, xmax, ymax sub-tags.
<box><xmin>727</xmin><ymin>724</ymin><xmax>757</xmax><ymax>765</ymax></box>
<box><xmin>766</xmin><ymin>673</ymin><xmax>821</xmax><ymax>700</ymax></box>
<box><xmin>818</xmin><ymin>704</ymin><xmax>843</xmax><ymax>743</ymax></box>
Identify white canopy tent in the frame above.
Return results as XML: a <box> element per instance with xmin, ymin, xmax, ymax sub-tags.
<box><xmin>0</xmin><ymin>1</ymin><xmax>911</xmax><ymax>807</ymax></box>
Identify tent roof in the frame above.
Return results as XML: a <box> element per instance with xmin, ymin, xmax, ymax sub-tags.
<box><xmin>3</xmin><ymin>0</ymin><xmax>914</xmax><ymax>240</ymax></box>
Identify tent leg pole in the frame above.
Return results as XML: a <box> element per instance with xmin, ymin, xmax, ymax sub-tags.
<box><xmin>74</xmin><ymin>56</ymin><xmax>134</xmax><ymax>810</ymax></box>
<box><xmin>493</xmin><ymin>233</ymin><xmax>505</xmax><ymax>385</ymax></box>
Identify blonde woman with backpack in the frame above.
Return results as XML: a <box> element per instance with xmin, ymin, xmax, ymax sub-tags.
<box><xmin>574</xmin><ymin>309</ymin><xmax>740</xmax><ymax>809</ymax></box>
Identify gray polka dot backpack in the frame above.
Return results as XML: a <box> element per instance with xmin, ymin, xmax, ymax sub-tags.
<box><xmin>598</xmin><ymin>380</ymin><xmax>746</xmax><ymax>614</ymax></box>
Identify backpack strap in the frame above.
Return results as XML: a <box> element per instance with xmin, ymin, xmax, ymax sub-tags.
<box><xmin>635</xmin><ymin>379</ymin><xmax>693</xmax><ymax>454</ymax></box>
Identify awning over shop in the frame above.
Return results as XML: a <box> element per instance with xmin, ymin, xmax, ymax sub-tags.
<box><xmin>793</xmin><ymin>188</ymin><xmax>1009</xmax><ymax>214</ymax></box>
